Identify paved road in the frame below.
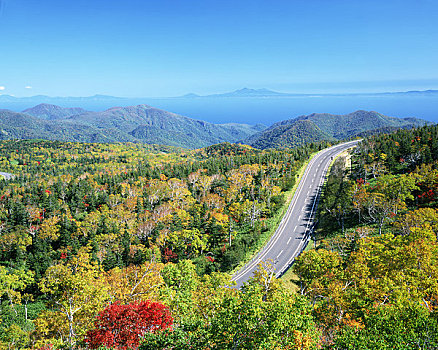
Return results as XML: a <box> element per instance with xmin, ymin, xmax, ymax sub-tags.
<box><xmin>0</xmin><ymin>172</ymin><xmax>14</xmax><ymax>180</ymax></box>
<box><xmin>232</xmin><ymin>140</ymin><xmax>360</xmax><ymax>288</ymax></box>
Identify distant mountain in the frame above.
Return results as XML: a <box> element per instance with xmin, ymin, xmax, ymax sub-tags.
<box><xmin>23</xmin><ymin>103</ymin><xmax>88</xmax><ymax>120</ymax></box>
<box><xmin>173</xmin><ymin>88</ymin><xmax>289</xmax><ymax>99</ymax></box>
<box><xmin>1</xmin><ymin>89</ymin><xmax>438</xmax><ymax>106</ymax></box>
<box><xmin>207</xmin><ymin>88</ymin><xmax>289</xmax><ymax>98</ymax></box>
<box><xmin>0</xmin><ymin>104</ymin><xmax>265</xmax><ymax>149</ymax></box>
<box><xmin>0</xmin><ymin>95</ymin><xmax>19</xmax><ymax>102</ymax></box>
<box><xmin>179</xmin><ymin>93</ymin><xmax>201</xmax><ymax>98</ymax></box>
<box><xmin>396</xmin><ymin>89</ymin><xmax>438</xmax><ymax>95</ymax></box>
<box><xmin>177</xmin><ymin>87</ymin><xmax>438</xmax><ymax>99</ymax></box>
<box><xmin>0</xmin><ymin>94</ymin><xmax>124</xmax><ymax>104</ymax></box>
<box><xmin>245</xmin><ymin>110</ymin><xmax>429</xmax><ymax>149</ymax></box>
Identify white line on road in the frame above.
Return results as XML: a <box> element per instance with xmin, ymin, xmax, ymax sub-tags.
<box><xmin>231</xmin><ymin>140</ymin><xmax>360</xmax><ymax>284</ymax></box>
<box><xmin>276</xmin><ymin>250</ymin><xmax>283</xmax><ymax>259</ymax></box>
<box><xmin>287</xmin><ymin>237</ymin><xmax>292</xmax><ymax>244</ymax></box>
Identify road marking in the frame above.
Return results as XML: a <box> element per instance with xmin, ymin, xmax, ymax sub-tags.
<box><xmin>294</xmin><ymin>225</ymin><xmax>297</xmax><ymax>231</ymax></box>
<box><xmin>287</xmin><ymin>237</ymin><xmax>292</xmax><ymax>244</ymax></box>
<box><xmin>231</xmin><ymin>140</ymin><xmax>360</xmax><ymax>284</ymax></box>
<box><xmin>276</xmin><ymin>250</ymin><xmax>283</xmax><ymax>259</ymax></box>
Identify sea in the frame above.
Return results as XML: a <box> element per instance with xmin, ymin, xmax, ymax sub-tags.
<box><xmin>2</xmin><ymin>94</ymin><xmax>438</xmax><ymax>126</ymax></box>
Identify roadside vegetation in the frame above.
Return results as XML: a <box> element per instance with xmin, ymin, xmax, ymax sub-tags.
<box><xmin>294</xmin><ymin>124</ymin><xmax>438</xmax><ymax>347</ymax></box>
<box><xmin>1</xmin><ymin>124</ymin><xmax>437</xmax><ymax>348</ymax></box>
<box><xmin>0</xmin><ymin>139</ymin><xmax>330</xmax><ymax>349</ymax></box>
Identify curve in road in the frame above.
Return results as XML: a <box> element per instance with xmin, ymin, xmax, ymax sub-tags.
<box><xmin>232</xmin><ymin>140</ymin><xmax>360</xmax><ymax>288</ymax></box>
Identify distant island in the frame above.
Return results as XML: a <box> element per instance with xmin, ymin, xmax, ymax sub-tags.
<box><xmin>178</xmin><ymin>87</ymin><xmax>438</xmax><ymax>98</ymax></box>
<box><xmin>1</xmin><ymin>88</ymin><xmax>438</xmax><ymax>104</ymax></box>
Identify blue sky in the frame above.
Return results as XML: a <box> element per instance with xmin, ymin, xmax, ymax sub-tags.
<box><xmin>0</xmin><ymin>0</ymin><xmax>437</xmax><ymax>97</ymax></box>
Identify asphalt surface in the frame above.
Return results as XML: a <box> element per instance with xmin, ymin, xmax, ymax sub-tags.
<box><xmin>0</xmin><ymin>172</ymin><xmax>14</xmax><ymax>180</ymax></box>
<box><xmin>232</xmin><ymin>140</ymin><xmax>360</xmax><ymax>288</ymax></box>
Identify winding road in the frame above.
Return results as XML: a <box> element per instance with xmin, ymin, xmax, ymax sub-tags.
<box><xmin>232</xmin><ymin>140</ymin><xmax>360</xmax><ymax>288</ymax></box>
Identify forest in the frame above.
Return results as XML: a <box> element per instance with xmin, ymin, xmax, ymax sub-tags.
<box><xmin>0</xmin><ymin>125</ymin><xmax>437</xmax><ymax>349</ymax></box>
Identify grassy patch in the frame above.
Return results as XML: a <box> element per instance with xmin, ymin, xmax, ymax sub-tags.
<box><xmin>280</xmin><ymin>265</ymin><xmax>301</xmax><ymax>293</ymax></box>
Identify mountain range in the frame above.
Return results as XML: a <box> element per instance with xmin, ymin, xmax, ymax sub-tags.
<box><xmin>245</xmin><ymin>110</ymin><xmax>428</xmax><ymax>149</ymax></box>
<box><xmin>0</xmin><ymin>94</ymin><xmax>124</xmax><ymax>103</ymax></box>
<box><xmin>0</xmin><ymin>103</ymin><xmax>430</xmax><ymax>149</ymax></box>
<box><xmin>180</xmin><ymin>88</ymin><xmax>438</xmax><ymax>98</ymax></box>
<box><xmin>1</xmin><ymin>88</ymin><xmax>437</xmax><ymax>104</ymax></box>
<box><xmin>1</xmin><ymin>89</ymin><xmax>437</xmax><ymax>127</ymax></box>
<box><xmin>0</xmin><ymin>104</ymin><xmax>265</xmax><ymax>148</ymax></box>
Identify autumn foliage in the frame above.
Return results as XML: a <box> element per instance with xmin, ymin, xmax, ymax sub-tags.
<box><xmin>86</xmin><ymin>300</ymin><xmax>173</xmax><ymax>350</ymax></box>
<box><xmin>1</xmin><ymin>127</ymin><xmax>438</xmax><ymax>348</ymax></box>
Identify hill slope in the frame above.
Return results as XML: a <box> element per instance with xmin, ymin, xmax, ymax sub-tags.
<box><xmin>67</xmin><ymin>104</ymin><xmax>265</xmax><ymax>148</ymax></box>
<box><xmin>245</xmin><ymin>119</ymin><xmax>333</xmax><ymax>149</ymax></box>
<box><xmin>245</xmin><ymin>110</ymin><xmax>428</xmax><ymax>149</ymax></box>
<box><xmin>0</xmin><ymin>109</ymin><xmax>135</xmax><ymax>143</ymax></box>
<box><xmin>23</xmin><ymin>103</ymin><xmax>88</xmax><ymax>120</ymax></box>
<box><xmin>0</xmin><ymin>104</ymin><xmax>265</xmax><ymax>148</ymax></box>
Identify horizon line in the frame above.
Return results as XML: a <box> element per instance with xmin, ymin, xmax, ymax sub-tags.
<box><xmin>1</xmin><ymin>87</ymin><xmax>438</xmax><ymax>100</ymax></box>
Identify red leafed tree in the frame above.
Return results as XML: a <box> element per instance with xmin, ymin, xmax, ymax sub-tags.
<box><xmin>86</xmin><ymin>300</ymin><xmax>173</xmax><ymax>350</ymax></box>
